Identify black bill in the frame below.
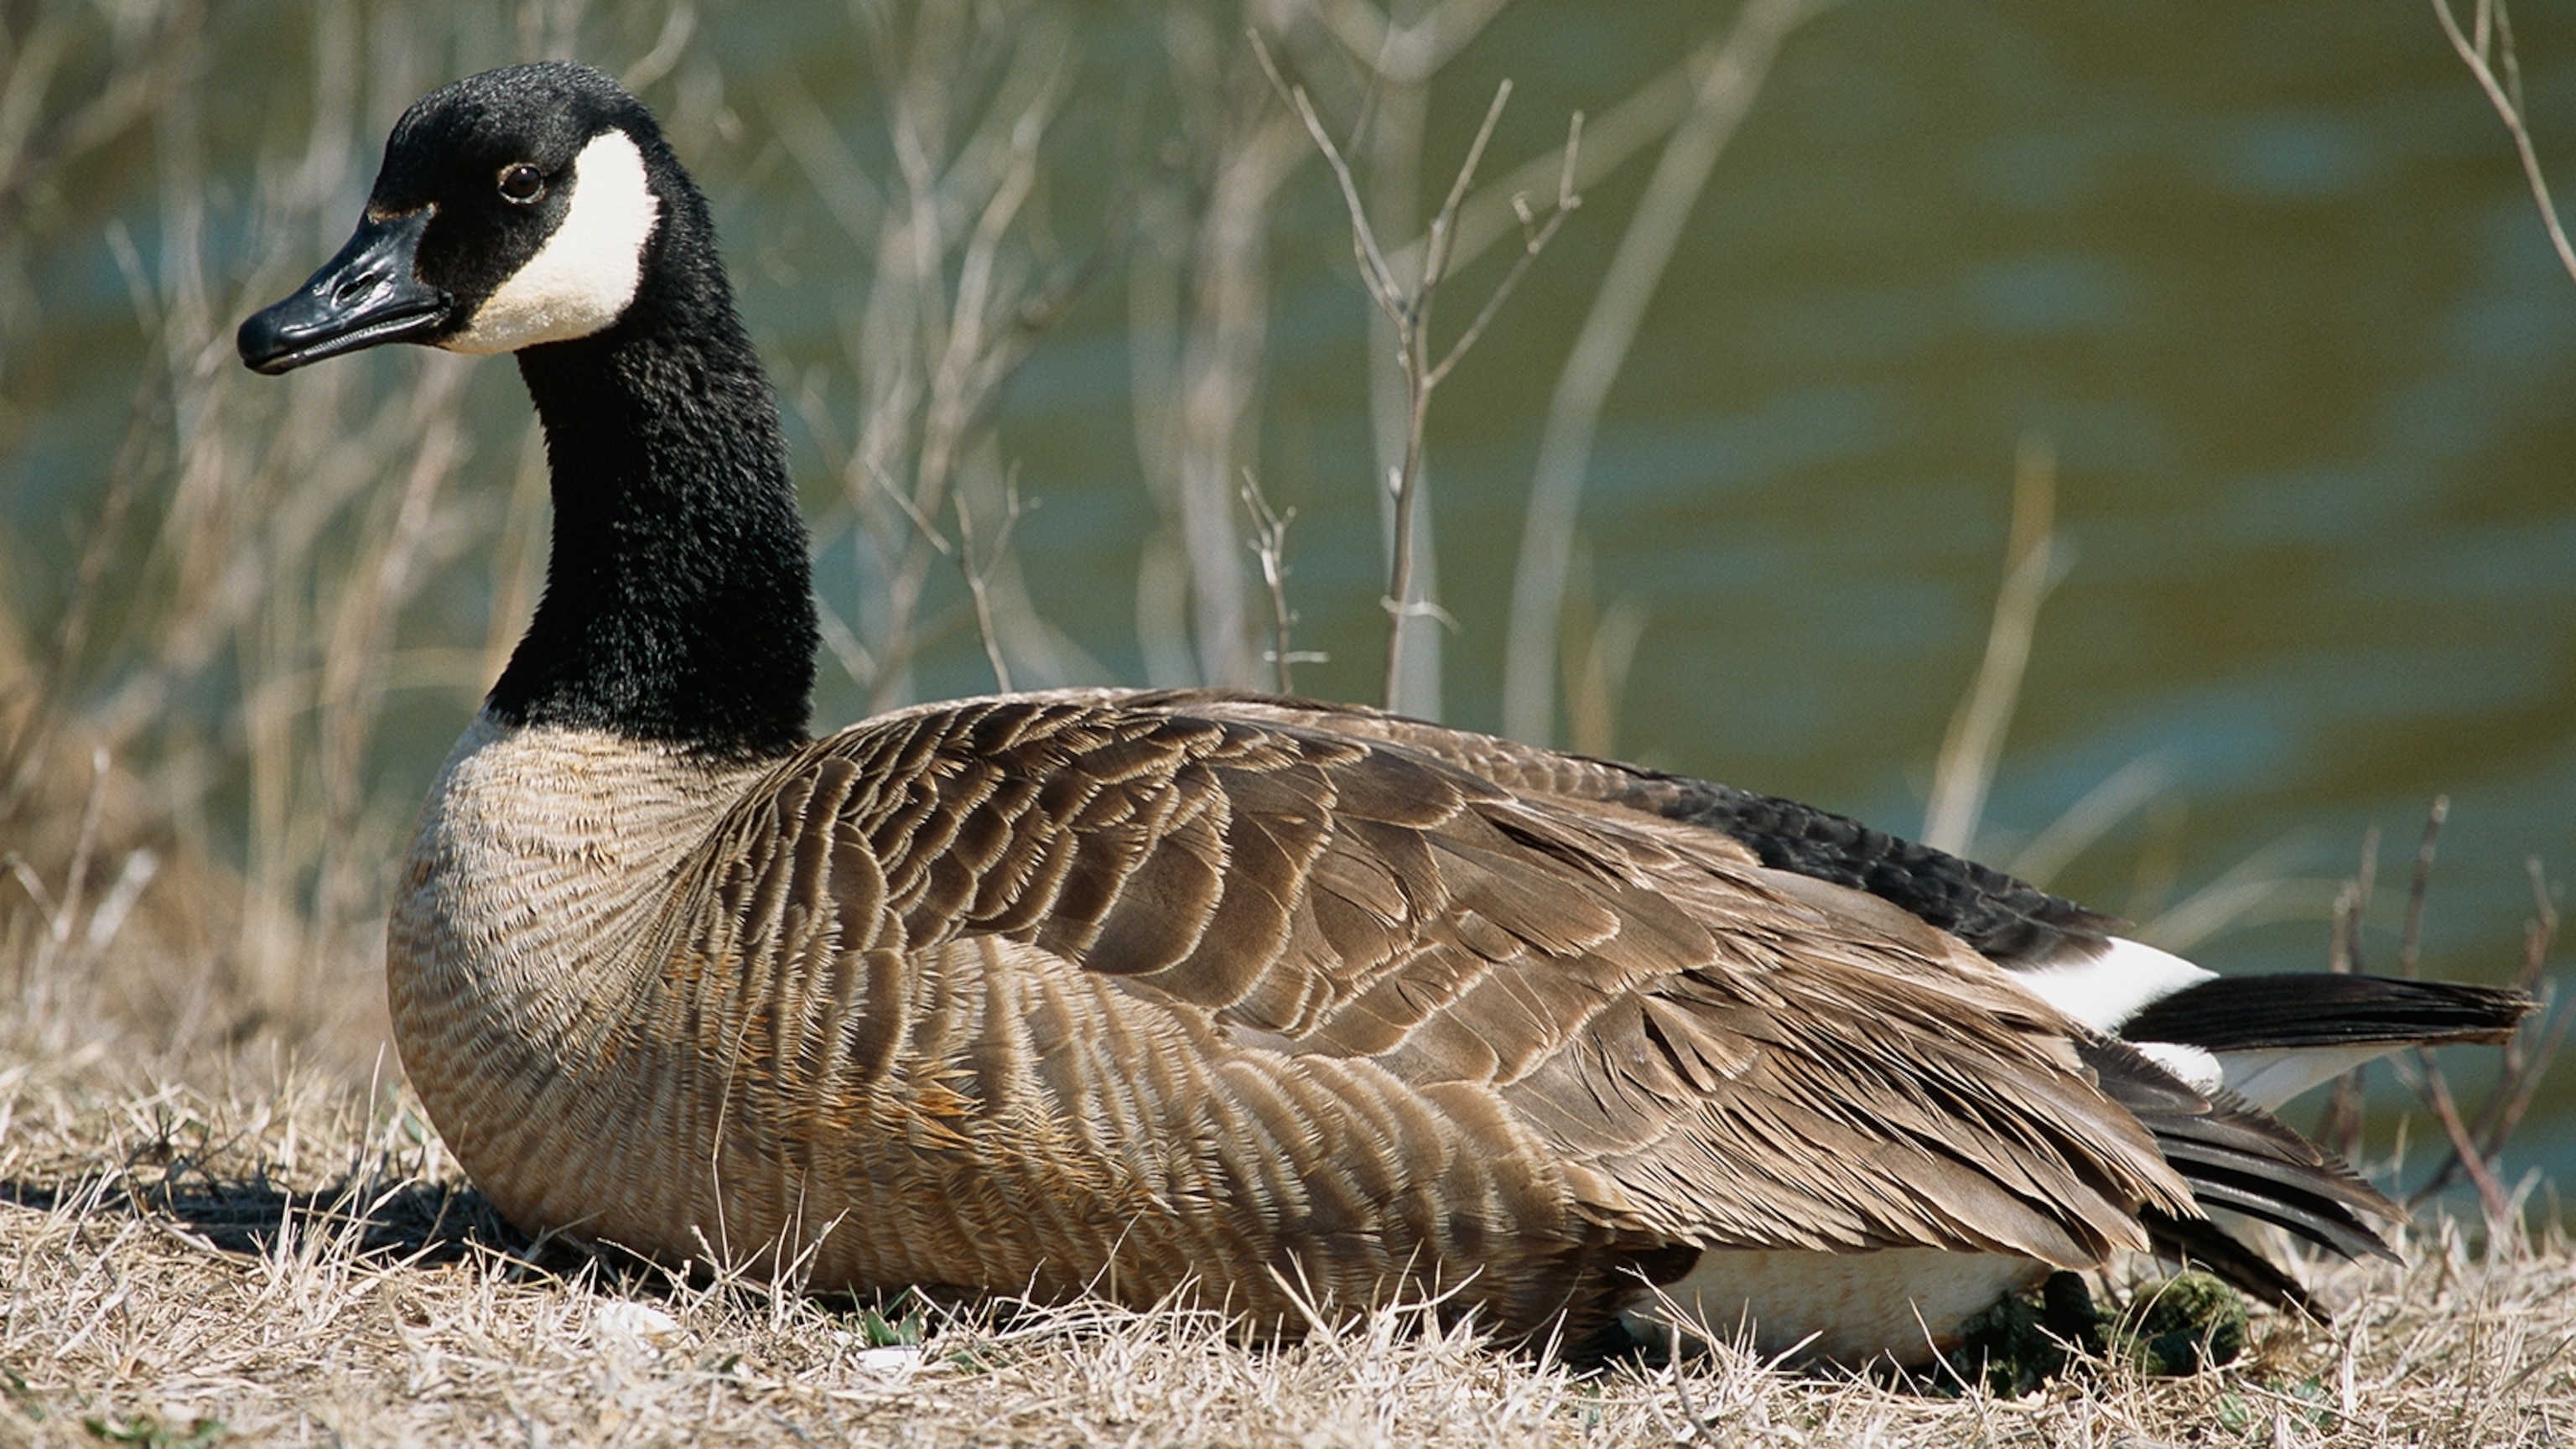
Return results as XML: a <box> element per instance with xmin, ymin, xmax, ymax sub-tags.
<box><xmin>237</xmin><ymin>210</ymin><xmax>450</xmax><ymax>374</ymax></box>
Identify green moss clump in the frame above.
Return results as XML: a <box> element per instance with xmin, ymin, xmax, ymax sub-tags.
<box><xmin>2113</xmin><ymin>1271</ymin><xmax>2249</xmax><ymax>1375</ymax></box>
<box><xmin>1940</xmin><ymin>1270</ymin><xmax>2251</xmax><ymax>1393</ymax></box>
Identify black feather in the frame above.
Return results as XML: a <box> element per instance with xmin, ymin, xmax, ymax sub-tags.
<box><xmin>2123</xmin><ymin>973</ymin><xmax>2531</xmax><ymax>1052</ymax></box>
<box><xmin>2138</xmin><ymin>1208</ymin><xmax>2320</xmax><ymax>1316</ymax></box>
<box><xmin>1643</xmin><ymin>781</ymin><xmax>2116</xmax><ymax>966</ymax></box>
<box><xmin>2079</xmin><ymin>1037</ymin><xmax>2399</xmax><ymax>1298</ymax></box>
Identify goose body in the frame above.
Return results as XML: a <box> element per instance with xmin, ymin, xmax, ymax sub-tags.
<box><xmin>241</xmin><ymin>63</ymin><xmax>2528</xmax><ymax>1363</ymax></box>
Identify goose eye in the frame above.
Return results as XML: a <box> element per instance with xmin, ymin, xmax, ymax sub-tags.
<box><xmin>497</xmin><ymin>163</ymin><xmax>546</xmax><ymax>204</ymax></box>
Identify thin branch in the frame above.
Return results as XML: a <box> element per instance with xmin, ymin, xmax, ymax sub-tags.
<box><xmin>1256</xmin><ymin>41</ymin><xmax>1402</xmax><ymax>309</ymax></box>
<box><xmin>2411</xmin><ymin>858</ymin><xmax>2567</xmax><ymax>1208</ymax></box>
<box><xmin>1259</xmin><ymin>37</ymin><xmax>1583</xmax><ymax>712</ymax></box>
<box><xmin>2353</xmin><ymin>825</ymin><xmax>2383</xmax><ymax>975</ymax></box>
<box><xmin>2413</xmin><ymin>1052</ymin><xmax>2513</xmax><ymax>1224</ymax></box>
<box><xmin>2386</xmin><ymin>797</ymin><xmax>2510</xmax><ymax>1218</ymax></box>
<box><xmin>1417</xmin><ymin>79</ymin><xmax>1515</xmax><ymax>296</ymax></box>
<box><xmin>951</xmin><ymin>474</ymin><xmax>1032</xmax><ymax>694</ymax></box>
<box><xmin>2321</xmin><ymin>825</ymin><xmax>2383</xmax><ymax>1159</ymax></box>
<box><xmin>1376</xmin><ymin>80</ymin><xmax>1522</xmax><ymax>712</ymax></box>
<box><xmin>1239</xmin><ymin>470</ymin><xmax>1317</xmax><ymax>695</ymax></box>
<box><xmin>1422</xmin><ymin>115</ymin><xmax>1582</xmax><ymax>392</ymax></box>
<box><xmin>2433</xmin><ymin>0</ymin><xmax>2576</xmax><ymax>288</ymax></box>
<box><xmin>810</xmin><ymin>592</ymin><xmax>880</xmax><ymax>692</ymax></box>
<box><xmin>1310</xmin><ymin>0</ymin><xmax>1516</xmax><ymax>87</ymax></box>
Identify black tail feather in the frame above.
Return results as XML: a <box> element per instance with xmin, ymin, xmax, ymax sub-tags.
<box><xmin>2080</xmin><ymin>1037</ymin><xmax>2401</xmax><ymax>1306</ymax></box>
<box><xmin>2123</xmin><ymin>973</ymin><xmax>2531</xmax><ymax>1052</ymax></box>
<box><xmin>2139</xmin><ymin>1208</ymin><xmax>2320</xmax><ymax>1316</ymax></box>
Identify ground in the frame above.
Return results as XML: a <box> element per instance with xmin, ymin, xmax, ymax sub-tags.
<box><xmin>0</xmin><ymin>1031</ymin><xmax>2566</xmax><ymax>1448</ymax></box>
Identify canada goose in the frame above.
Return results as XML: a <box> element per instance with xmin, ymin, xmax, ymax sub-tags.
<box><xmin>237</xmin><ymin>61</ymin><xmax>2528</xmax><ymax>1365</ymax></box>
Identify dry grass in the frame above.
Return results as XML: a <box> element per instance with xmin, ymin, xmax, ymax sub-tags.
<box><xmin>3</xmin><ymin>1</ymin><xmax>2569</xmax><ymax>1443</ymax></box>
<box><xmin>0</xmin><ymin>1022</ymin><xmax>2569</xmax><ymax>1447</ymax></box>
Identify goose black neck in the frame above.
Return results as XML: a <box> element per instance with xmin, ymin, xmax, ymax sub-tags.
<box><xmin>488</xmin><ymin>205</ymin><xmax>817</xmax><ymax>761</ymax></box>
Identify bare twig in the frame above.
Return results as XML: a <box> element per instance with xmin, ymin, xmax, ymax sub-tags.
<box><xmin>1331</xmin><ymin>0</ymin><xmax>1524</xmax><ymax>720</ymax></box>
<box><xmin>2432</xmin><ymin>0</ymin><xmax>2576</xmax><ymax>288</ymax></box>
<box><xmin>2410</xmin><ymin>857</ymin><xmax>2568</xmax><ymax>1210</ymax></box>
<box><xmin>1372</xmin><ymin>81</ymin><xmax>1517</xmax><ymax>714</ymax></box>
<box><xmin>2402</xmin><ymin>796</ymin><xmax>2448</xmax><ymax>979</ymax></box>
<box><xmin>0</xmin><ymin>353</ymin><xmax>161</xmax><ymax>820</ymax></box>
<box><xmin>1259</xmin><ymin>35</ymin><xmax>1582</xmax><ymax>713</ymax></box>
<box><xmin>2350</xmin><ymin>824</ymin><xmax>2382</xmax><ymax>975</ymax></box>
<box><xmin>2322</xmin><ymin>825</ymin><xmax>2386</xmax><ymax>1159</ymax></box>
<box><xmin>2478</xmin><ymin>861</ymin><xmax>2571</xmax><ymax>1140</ymax></box>
<box><xmin>1307</xmin><ymin>0</ymin><xmax>1515</xmax><ymax>88</ymax></box>
<box><xmin>1239</xmin><ymin>472</ymin><xmax>1320</xmax><ymax>695</ymax></box>
<box><xmin>2319</xmin><ymin>828</ymin><xmax>2378</xmax><ymax>1161</ymax></box>
<box><xmin>1422</xmin><ymin>123</ymin><xmax>1582</xmax><ymax>394</ymax></box>
<box><xmin>2384</xmin><ymin>802</ymin><xmax>2505</xmax><ymax>1216</ymax></box>
<box><xmin>2414</xmin><ymin>1057</ymin><xmax>2514</xmax><ymax>1225</ymax></box>
<box><xmin>1131</xmin><ymin>13</ymin><xmax>1312</xmax><ymax>690</ymax></box>
<box><xmin>834</xmin><ymin>6</ymin><xmax>1079</xmax><ymax>709</ymax></box>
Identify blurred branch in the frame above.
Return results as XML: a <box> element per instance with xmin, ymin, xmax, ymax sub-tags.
<box><xmin>0</xmin><ymin>0</ymin><xmax>711</xmax><ymax>1051</ymax></box>
<box><xmin>815</xmin><ymin>1</ymin><xmax>1088</xmax><ymax>708</ymax></box>
<box><xmin>2319</xmin><ymin>825</ymin><xmax>2384</xmax><ymax>1160</ymax></box>
<box><xmin>1501</xmin><ymin>0</ymin><xmax>1819</xmax><ymax>745</ymax></box>
<box><xmin>1307</xmin><ymin>0</ymin><xmax>1514</xmax><ymax>87</ymax></box>
<box><xmin>1560</xmin><ymin>553</ymin><xmax>1649</xmax><ymax>761</ymax></box>
<box><xmin>0</xmin><ymin>0</ymin><xmax>197</xmax><ymax>240</ymax></box>
<box><xmin>1125</xmin><ymin>9</ymin><xmax>1311</xmax><ymax>691</ymax></box>
<box><xmin>2138</xmin><ymin>833</ymin><xmax>2338</xmax><ymax>953</ymax></box>
<box><xmin>1922</xmin><ymin>434</ymin><xmax>2061</xmax><ymax>858</ymax></box>
<box><xmin>2402</xmin><ymin>796</ymin><xmax>2446</xmax><ymax>979</ymax></box>
<box><xmin>2005</xmin><ymin>752</ymin><xmax>2176</xmax><ymax>889</ymax></box>
<box><xmin>0</xmin><ymin>340</ymin><xmax>162</xmax><ymax>821</ymax></box>
<box><xmin>952</xmin><ymin>474</ymin><xmax>1032</xmax><ymax>693</ymax></box>
<box><xmin>2432</xmin><ymin>0</ymin><xmax>2576</xmax><ymax>288</ymax></box>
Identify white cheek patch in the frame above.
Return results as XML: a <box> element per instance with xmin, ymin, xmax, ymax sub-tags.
<box><xmin>444</xmin><ymin>130</ymin><xmax>659</xmax><ymax>354</ymax></box>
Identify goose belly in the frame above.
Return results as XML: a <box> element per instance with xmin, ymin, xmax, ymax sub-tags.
<box><xmin>1623</xmin><ymin>1248</ymin><xmax>2052</xmax><ymax>1365</ymax></box>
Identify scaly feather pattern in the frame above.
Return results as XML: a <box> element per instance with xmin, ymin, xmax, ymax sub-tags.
<box><xmin>393</xmin><ymin>690</ymin><xmax>2216</xmax><ymax>1343</ymax></box>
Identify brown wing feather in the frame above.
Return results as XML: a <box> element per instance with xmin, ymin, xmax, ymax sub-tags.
<box><xmin>674</xmin><ymin>692</ymin><xmax>2192</xmax><ymax>1298</ymax></box>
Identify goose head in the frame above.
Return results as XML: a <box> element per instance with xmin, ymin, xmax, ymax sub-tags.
<box><xmin>238</xmin><ymin>61</ymin><xmax>672</xmax><ymax>373</ymax></box>
<box><xmin>236</xmin><ymin>61</ymin><xmax>812</xmax><ymax>760</ymax></box>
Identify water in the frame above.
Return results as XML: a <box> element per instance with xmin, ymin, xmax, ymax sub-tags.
<box><xmin>8</xmin><ymin>0</ymin><xmax>2572</xmax><ymax>1181</ymax></box>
